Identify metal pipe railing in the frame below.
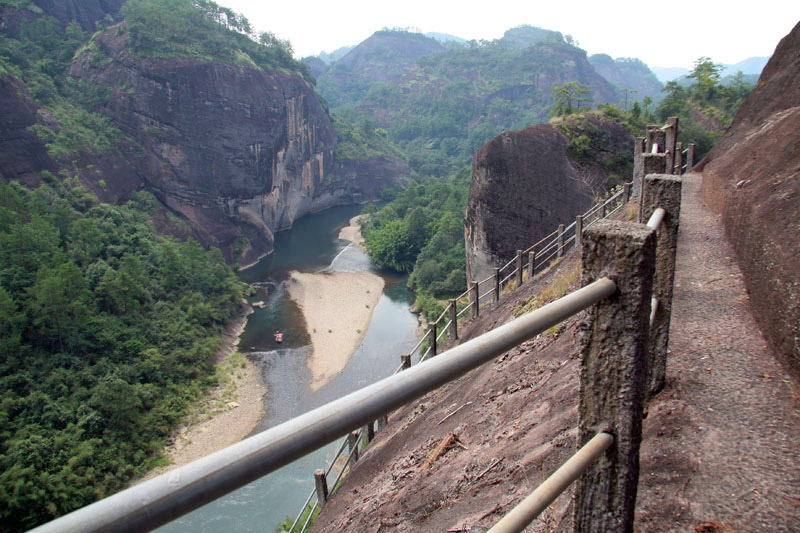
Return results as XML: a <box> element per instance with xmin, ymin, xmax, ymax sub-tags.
<box><xmin>488</xmin><ymin>432</ymin><xmax>614</xmax><ymax>533</ymax></box>
<box><xmin>32</xmin><ymin>278</ymin><xmax>617</xmax><ymax>533</ymax></box>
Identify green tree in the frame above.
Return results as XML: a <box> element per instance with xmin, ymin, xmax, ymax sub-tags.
<box><xmin>688</xmin><ymin>56</ymin><xmax>723</xmax><ymax>101</ymax></box>
<box><xmin>551</xmin><ymin>81</ymin><xmax>593</xmax><ymax>117</ymax></box>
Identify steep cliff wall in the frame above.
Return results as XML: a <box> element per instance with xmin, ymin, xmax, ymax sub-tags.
<box><xmin>464</xmin><ymin>115</ymin><xmax>633</xmax><ymax>283</ymax></box>
<box><xmin>65</xmin><ymin>27</ymin><xmax>402</xmax><ymax>266</ymax></box>
<box><xmin>699</xmin><ymin>21</ymin><xmax>800</xmax><ymax>372</ymax></box>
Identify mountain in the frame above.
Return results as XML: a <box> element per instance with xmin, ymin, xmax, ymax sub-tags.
<box><xmin>651</xmin><ymin>56</ymin><xmax>770</xmax><ymax>82</ymax></box>
<box><xmin>0</xmin><ymin>0</ymin><xmax>406</xmax><ymax>267</ymax></box>
<box><xmin>425</xmin><ymin>32</ymin><xmax>466</xmax><ymax>44</ymax></box>
<box><xmin>317</xmin><ymin>28</ymin><xmax>621</xmax><ymax>177</ymax></box>
<box><xmin>588</xmin><ymin>54</ymin><xmax>663</xmax><ymax>103</ymax></box>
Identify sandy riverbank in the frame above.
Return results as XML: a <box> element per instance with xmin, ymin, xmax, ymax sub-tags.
<box><xmin>287</xmin><ymin>270</ymin><xmax>384</xmax><ymax>391</ymax></box>
<box><xmin>138</xmin><ymin>305</ymin><xmax>267</xmax><ymax>482</ymax></box>
<box><xmin>338</xmin><ymin>214</ymin><xmax>367</xmax><ymax>248</ymax></box>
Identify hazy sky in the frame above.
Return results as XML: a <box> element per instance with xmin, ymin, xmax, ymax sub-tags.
<box><xmin>219</xmin><ymin>0</ymin><xmax>797</xmax><ymax>69</ymax></box>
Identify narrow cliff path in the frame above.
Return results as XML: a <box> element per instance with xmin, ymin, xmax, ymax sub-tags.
<box><xmin>635</xmin><ymin>172</ymin><xmax>800</xmax><ymax>531</ymax></box>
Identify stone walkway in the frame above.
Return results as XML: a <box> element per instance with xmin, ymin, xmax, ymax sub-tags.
<box><xmin>635</xmin><ymin>173</ymin><xmax>800</xmax><ymax>531</ymax></box>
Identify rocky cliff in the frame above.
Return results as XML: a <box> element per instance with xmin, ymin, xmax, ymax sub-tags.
<box><xmin>464</xmin><ymin>114</ymin><xmax>633</xmax><ymax>283</ymax></box>
<box><xmin>698</xmin><ymin>21</ymin><xmax>800</xmax><ymax>373</ymax></box>
<box><xmin>2</xmin><ymin>16</ymin><xmax>405</xmax><ymax>266</ymax></box>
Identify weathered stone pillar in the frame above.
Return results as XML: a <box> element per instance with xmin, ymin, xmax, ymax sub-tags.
<box><xmin>471</xmin><ymin>281</ymin><xmax>479</xmax><ymax>318</ymax></box>
<box><xmin>642</xmin><ymin>174</ymin><xmax>682</xmax><ymax>397</ymax></box>
<box><xmin>314</xmin><ymin>469</ymin><xmax>329</xmax><ymax>507</ymax></box>
<box><xmin>448</xmin><ymin>299</ymin><xmax>458</xmax><ymax>341</ymax></box>
<box><xmin>348</xmin><ymin>431</ymin><xmax>360</xmax><ymax>464</ymax></box>
<box><xmin>428</xmin><ymin>321</ymin><xmax>437</xmax><ymax>357</ymax></box>
<box><xmin>687</xmin><ymin>143</ymin><xmax>695</xmax><ymax>171</ymax></box>
<box><xmin>516</xmin><ymin>250</ymin><xmax>524</xmax><ymax>286</ymax></box>
<box><xmin>632</xmin><ymin>137</ymin><xmax>645</xmax><ymax>197</ymax></box>
<box><xmin>674</xmin><ymin>141</ymin><xmax>683</xmax><ymax>175</ymax></box>
<box><xmin>638</xmin><ymin>153</ymin><xmax>667</xmax><ymax>223</ymax></box>
<box><xmin>664</xmin><ymin>117</ymin><xmax>678</xmax><ymax>174</ymax></box>
<box><xmin>528</xmin><ymin>251</ymin><xmax>536</xmax><ymax>280</ymax></box>
<box><xmin>575</xmin><ymin>220</ymin><xmax>656</xmax><ymax>533</ymax></box>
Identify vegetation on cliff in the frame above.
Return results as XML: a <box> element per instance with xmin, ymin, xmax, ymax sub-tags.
<box><xmin>0</xmin><ymin>178</ymin><xmax>242</xmax><ymax>531</ymax></box>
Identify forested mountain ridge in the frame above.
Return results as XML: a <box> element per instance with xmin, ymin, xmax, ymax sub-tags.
<box><xmin>313</xmin><ymin>26</ymin><xmax>644</xmax><ymax>178</ymax></box>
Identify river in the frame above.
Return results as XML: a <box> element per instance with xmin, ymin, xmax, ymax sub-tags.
<box><xmin>157</xmin><ymin>205</ymin><xmax>420</xmax><ymax>532</ymax></box>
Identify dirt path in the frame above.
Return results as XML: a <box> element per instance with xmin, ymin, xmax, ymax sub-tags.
<box><xmin>635</xmin><ymin>173</ymin><xmax>800</xmax><ymax>531</ymax></box>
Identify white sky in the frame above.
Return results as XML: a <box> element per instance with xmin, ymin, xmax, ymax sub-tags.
<box><xmin>219</xmin><ymin>0</ymin><xmax>798</xmax><ymax>69</ymax></box>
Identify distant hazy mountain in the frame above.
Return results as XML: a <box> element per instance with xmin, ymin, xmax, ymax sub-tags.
<box><xmin>425</xmin><ymin>32</ymin><xmax>466</xmax><ymax>44</ymax></box>
<box><xmin>651</xmin><ymin>56</ymin><xmax>769</xmax><ymax>82</ymax></box>
<box><xmin>319</xmin><ymin>45</ymin><xmax>355</xmax><ymax>64</ymax></box>
<box><xmin>588</xmin><ymin>54</ymin><xmax>663</xmax><ymax>101</ymax></box>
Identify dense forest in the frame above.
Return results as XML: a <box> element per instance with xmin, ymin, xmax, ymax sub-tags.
<box><xmin>0</xmin><ymin>179</ymin><xmax>242</xmax><ymax>530</ymax></box>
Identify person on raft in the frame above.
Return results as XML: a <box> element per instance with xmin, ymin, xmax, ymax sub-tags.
<box><xmin>274</xmin><ymin>331</ymin><xmax>283</xmax><ymax>343</ymax></box>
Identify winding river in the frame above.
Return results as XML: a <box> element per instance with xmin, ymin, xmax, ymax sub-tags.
<box><xmin>157</xmin><ymin>205</ymin><xmax>420</xmax><ymax>532</ymax></box>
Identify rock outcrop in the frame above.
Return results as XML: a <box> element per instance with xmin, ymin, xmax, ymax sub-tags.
<box><xmin>62</xmin><ymin>27</ymin><xmax>403</xmax><ymax>266</ymax></box>
<box><xmin>698</xmin><ymin>21</ymin><xmax>800</xmax><ymax>373</ymax></box>
<box><xmin>464</xmin><ymin>115</ymin><xmax>633</xmax><ymax>283</ymax></box>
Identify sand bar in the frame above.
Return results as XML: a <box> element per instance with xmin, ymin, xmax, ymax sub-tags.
<box><xmin>338</xmin><ymin>214</ymin><xmax>367</xmax><ymax>248</ymax></box>
<box><xmin>138</xmin><ymin>305</ymin><xmax>266</xmax><ymax>482</ymax></box>
<box><xmin>287</xmin><ymin>270</ymin><xmax>384</xmax><ymax>391</ymax></box>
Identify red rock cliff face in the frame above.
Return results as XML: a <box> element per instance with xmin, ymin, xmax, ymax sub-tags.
<box><xmin>464</xmin><ymin>116</ymin><xmax>633</xmax><ymax>283</ymax></box>
<box><xmin>699</xmin><ymin>22</ymin><xmax>800</xmax><ymax>372</ymax></box>
<box><xmin>65</xmin><ymin>28</ymin><xmax>402</xmax><ymax>266</ymax></box>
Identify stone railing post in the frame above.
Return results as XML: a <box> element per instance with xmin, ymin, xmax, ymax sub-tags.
<box><xmin>575</xmin><ymin>220</ymin><xmax>656</xmax><ymax>533</ymax></box>
<box><xmin>557</xmin><ymin>224</ymin><xmax>565</xmax><ymax>257</ymax></box>
<box><xmin>575</xmin><ymin>216</ymin><xmax>583</xmax><ymax>252</ymax></box>
<box><xmin>314</xmin><ymin>469</ymin><xmax>329</xmax><ymax>508</ymax></box>
<box><xmin>637</xmin><ymin>153</ymin><xmax>667</xmax><ymax>223</ymax></box>
<box><xmin>493</xmin><ymin>267</ymin><xmax>500</xmax><ymax>303</ymax></box>
<box><xmin>364</xmin><ymin>421</ymin><xmax>374</xmax><ymax>443</ymax></box>
<box><xmin>448</xmin><ymin>299</ymin><xmax>458</xmax><ymax>341</ymax></box>
<box><xmin>428</xmin><ymin>321</ymin><xmax>437</xmax><ymax>357</ymax></box>
<box><xmin>623</xmin><ymin>183</ymin><xmax>631</xmax><ymax>206</ymax></box>
<box><xmin>401</xmin><ymin>353</ymin><xmax>411</xmax><ymax>370</ymax></box>
<box><xmin>664</xmin><ymin>117</ymin><xmax>678</xmax><ymax>174</ymax></box>
<box><xmin>645</xmin><ymin>125</ymin><xmax>665</xmax><ymax>154</ymax></box>
<box><xmin>516</xmin><ymin>250</ymin><xmax>524</xmax><ymax>286</ymax></box>
<box><xmin>601</xmin><ymin>199</ymin><xmax>607</xmax><ymax>219</ymax></box>
<box><xmin>528</xmin><ymin>251</ymin><xmax>536</xmax><ymax>280</ymax></box>
<box><xmin>376</xmin><ymin>413</ymin><xmax>388</xmax><ymax>432</ymax></box>
<box><xmin>687</xmin><ymin>143</ymin><xmax>695</xmax><ymax>171</ymax></box>
<box><xmin>471</xmin><ymin>281</ymin><xmax>479</xmax><ymax>318</ymax></box>
<box><xmin>632</xmin><ymin>137</ymin><xmax>645</xmax><ymax>197</ymax></box>
<box><xmin>674</xmin><ymin>141</ymin><xmax>683</xmax><ymax>175</ymax></box>
<box><xmin>642</xmin><ymin>174</ymin><xmax>682</xmax><ymax>397</ymax></box>
<box><xmin>348</xmin><ymin>430</ymin><xmax>360</xmax><ymax>464</ymax></box>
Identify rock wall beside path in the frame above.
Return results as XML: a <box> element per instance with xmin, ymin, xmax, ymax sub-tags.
<box><xmin>699</xmin><ymin>21</ymin><xmax>800</xmax><ymax>374</ymax></box>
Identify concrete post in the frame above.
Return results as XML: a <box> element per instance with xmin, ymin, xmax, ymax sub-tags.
<box><xmin>638</xmin><ymin>153</ymin><xmax>667</xmax><ymax>223</ymax></box>
<box><xmin>642</xmin><ymin>174</ymin><xmax>682</xmax><ymax>398</ymax></box>
<box><xmin>674</xmin><ymin>141</ymin><xmax>683</xmax><ymax>175</ymax></box>
<box><xmin>428</xmin><ymin>321</ymin><xmax>437</xmax><ymax>357</ymax></box>
<box><xmin>493</xmin><ymin>267</ymin><xmax>500</xmax><ymax>303</ymax></box>
<box><xmin>645</xmin><ymin>125</ymin><xmax>665</xmax><ymax>154</ymax></box>
<box><xmin>471</xmin><ymin>281</ymin><xmax>479</xmax><ymax>318</ymax></box>
<box><xmin>623</xmin><ymin>183</ymin><xmax>631</xmax><ymax>206</ymax></box>
<box><xmin>575</xmin><ymin>220</ymin><xmax>656</xmax><ymax>533</ymax></box>
<box><xmin>314</xmin><ymin>469</ymin><xmax>329</xmax><ymax>507</ymax></box>
<box><xmin>376</xmin><ymin>414</ymin><xmax>388</xmax><ymax>432</ymax></box>
<box><xmin>448</xmin><ymin>299</ymin><xmax>458</xmax><ymax>341</ymax></box>
<box><xmin>528</xmin><ymin>251</ymin><xmax>536</xmax><ymax>280</ymax></box>
<box><xmin>687</xmin><ymin>143</ymin><xmax>695</xmax><ymax>171</ymax></box>
<box><xmin>664</xmin><ymin>117</ymin><xmax>678</xmax><ymax>174</ymax></box>
<box><xmin>348</xmin><ymin>431</ymin><xmax>360</xmax><ymax>463</ymax></box>
<box><xmin>575</xmin><ymin>216</ymin><xmax>583</xmax><ymax>252</ymax></box>
<box><xmin>401</xmin><ymin>353</ymin><xmax>411</xmax><ymax>370</ymax></box>
<box><xmin>364</xmin><ymin>421</ymin><xmax>374</xmax><ymax>443</ymax></box>
<box><xmin>516</xmin><ymin>250</ymin><xmax>524</xmax><ymax>286</ymax></box>
<box><xmin>632</xmin><ymin>137</ymin><xmax>645</xmax><ymax>197</ymax></box>
<box><xmin>601</xmin><ymin>200</ymin><xmax>607</xmax><ymax>219</ymax></box>
<box><xmin>557</xmin><ymin>225</ymin><xmax>565</xmax><ymax>257</ymax></box>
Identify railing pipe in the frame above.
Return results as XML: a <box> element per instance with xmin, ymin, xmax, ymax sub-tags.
<box><xmin>31</xmin><ymin>278</ymin><xmax>617</xmax><ymax>533</ymax></box>
<box><xmin>646</xmin><ymin>207</ymin><xmax>665</xmax><ymax>230</ymax></box>
<box><xmin>488</xmin><ymin>431</ymin><xmax>614</xmax><ymax>533</ymax></box>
